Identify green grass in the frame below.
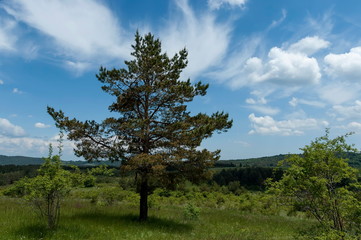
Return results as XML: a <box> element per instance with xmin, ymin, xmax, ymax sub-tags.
<box><xmin>0</xmin><ymin>196</ymin><xmax>315</xmax><ymax>240</ymax></box>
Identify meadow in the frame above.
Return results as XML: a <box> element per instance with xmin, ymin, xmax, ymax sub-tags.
<box><xmin>0</xmin><ymin>183</ymin><xmax>316</xmax><ymax>240</ymax></box>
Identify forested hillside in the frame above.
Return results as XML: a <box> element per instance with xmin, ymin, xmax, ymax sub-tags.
<box><xmin>2</xmin><ymin>153</ymin><xmax>361</xmax><ymax>169</ymax></box>
<box><xmin>0</xmin><ymin>155</ymin><xmax>44</xmax><ymax>165</ymax></box>
<box><xmin>0</xmin><ymin>155</ymin><xmax>118</xmax><ymax>166</ymax></box>
<box><xmin>221</xmin><ymin>152</ymin><xmax>361</xmax><ymax>169</ymax></box>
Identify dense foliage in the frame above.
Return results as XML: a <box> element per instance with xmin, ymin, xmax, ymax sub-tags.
<box><xmin>269</xmin><ymin>130</ymin><xmax>361</xmax><ymax>239</ymax></box>
<box><xmin>213</xmin><ymin>167</ymin><xmax>283</xmax><ymax>190</ymax></box>
<box><xmin>0</xmin><ymin>165</ymin><xmax>39</xmax><ymax>186</ymax></box>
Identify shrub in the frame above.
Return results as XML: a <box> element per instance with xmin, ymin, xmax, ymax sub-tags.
<box><xmin>183</xmin><ymin>203</ymin><xmax>200</xmax><ymax>220</ymax></box>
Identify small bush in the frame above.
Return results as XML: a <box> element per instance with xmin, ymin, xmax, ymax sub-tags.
<box><xmin>183</xmin><ymin>203</ymin><xmax>200</xmax><ymax>220</ymax></box>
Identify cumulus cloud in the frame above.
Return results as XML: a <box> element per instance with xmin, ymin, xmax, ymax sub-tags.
<box><xmin>243</xmin><ymin>46</ymin><xmax>321</xmax><ymax>86</ymax></box>
<box><xmin>34</xmin><ymin>122</ymin><xmax>51</xmax><ymax>128</ymax></box>
<box><xmin>288</xmin><ymin>36</ymin><xmax>330</xmax><ymax>55</ymax></box>
<box><xmin>0</xmin><ymin>134</ymin><xmax>76</xmax><ymax>159</ymax></box>
<box><xmin>0</xmin><ymin>118</ymin><xmax>26</xmax><ymax>137</ymax></box>
<box><xmin>224</xmin><ymin>36</ymin><xmax>328</xmax><ymax>89</ymax></box>
<box><xmin>2</xmin><ymin>0</ymin><xmax>130</xmax><ymax>64</ymax></box>
<box><xmin>248</xmin><ymin>113</ymin><xmax>328</xmax><ymax>136</ymax></box>
<box><xmin>208</xmin><ymin>0</ymin><xmax>247</xmax><ymax>10</ymax></box>
<box><xmin>0</xmin><ymin>136</ymin><xmax>49</xmax><ymax>156</ymax></box>
<box><xmin>324</xmin><ymin>47</ymin><xmax>361</xmax><ymax>80</ymax></box>
<box><xmin>161</xmin><ymin>0</ymin><xmax>231</xmax><ymax>79</ymax></box>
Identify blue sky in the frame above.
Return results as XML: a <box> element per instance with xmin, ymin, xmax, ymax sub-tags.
<box><xmin>1</xmin><ymin>0</ymin><xmax>361</xmax><ymax>160</ymax></box>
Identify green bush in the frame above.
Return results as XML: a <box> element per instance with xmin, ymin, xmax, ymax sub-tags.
<box><xmin>183</xmin><ymin>203</ymin><xmax>200</xmax><ymax>220</ymax></box>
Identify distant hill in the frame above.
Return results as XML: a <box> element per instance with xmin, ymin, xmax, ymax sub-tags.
<box><xmin>0</xmin><ymin>155</ymin><xmax>44</xmax><ymax>165</ymax></box>
<box><xmin>0</xmin><ymin>155</ymin><xmax>119</xmax><ymax>167</ymax></box>
<box><xmin>219</xmin><ymin>154</ymin><xmax>288</xmax><ymax>168</ymax></box>
<box><xmin>223</xmin><ymin>152</ymin><xmax>361</xmax><ymax>169</ymax></box>
<box><xmin>1</xmin><ymin>152</ymin><xmax>360</xmax><ymax>169</ymax></box>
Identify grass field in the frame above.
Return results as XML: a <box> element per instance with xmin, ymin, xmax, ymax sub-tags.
<box><xmin>0</xmin><ymin>195</ymin><xmax>315</xmax><ymax>240</ymax></box>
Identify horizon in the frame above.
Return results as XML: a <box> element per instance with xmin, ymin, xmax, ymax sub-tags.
<box><xmin>0</xmin><ymin>152</ymin><xmax>292</xmax><ymax>162</ymax></box>
<box><xmin>1</xmin><ymin>0</ymin><xmax>361</xmax><ymax>160</ymax></box>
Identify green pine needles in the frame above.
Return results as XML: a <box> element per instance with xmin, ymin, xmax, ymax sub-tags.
<box><xmin>47</xmin><ymin>32</ymin><xmax>232</xmax><ymax>221</ymax></box>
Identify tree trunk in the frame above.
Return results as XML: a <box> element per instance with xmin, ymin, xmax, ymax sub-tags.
<box><xmin>139</xmin><ymin>176</ymin><xmax>149</xmax><ymax>221</ymax></box>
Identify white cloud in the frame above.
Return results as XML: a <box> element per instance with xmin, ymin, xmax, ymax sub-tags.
<box><xmin>224</xmin><ymin>36</ymin><xmax>327</xmax><ymax>89</ymax></box>
<box><xmin>245</xmin><ymin>94</ymin><xmax>279</xmax><ymax>115</ymax></box>
<box><xmin>12</xmin><ymin>88</ymin><xmax>23</xmax><ymax>94</ymax></box>
<box><xmin>0</xmin><ymin>18</ymin><xmax>17</xmax><ymax>52</ymax></box>
<box><xmin>0</xmin><ymin>118</ymin><xmax>26</xmax><ymax>137</ymax></box>
<box><xmin>0</xmin><ymin>80</ymin><xmax>3</xmax><ymax>85</ymax></box>
<box><xmin>288</xmin><ymin>36</ymin><xmax>330</xmax><ymax>55</ymax></box>
<box><xmin>208</xmin><ymin>0</ymin><xmax>247</xmax><ymax>10</ymax></box>
<box><xmin>324</xmin><ymin>47</ymin><xmax>361</xmax><ymax>80</ymax></box>
<box><xmin>161</xmin><ymin>0</ymin><xmax>231</xmax><ymax>79</ymax></box>
<box><xmin>22</xmin><ymin>42</ymin><xmax>39</xmax><ymax>60</ymax></box>
<box><xmin>289</xmin><ymin>97</ymin><xmax>298</xmax><ymax>107</ymax></box>
<box><xmin>289</xmin><ymin>97</ymin><xmax>325</xmax><ymax>108</ymax></box>
<box><xmin>284</xmin><ymin>110</ymin><xmax>307</xmax><ymax>120</ymax></box>
<box><xmin>2</xmin><ymin>0</ymin><xmax>130</xmax><ymax>62</ymax></box>
<box><xmin>332</xmin><ymin>100</ymin><xmax>361</xmax><ymax>121</ymax></box>
<box><xmin>305</xmin><ymin>11</ymin><xmax>334</xmax><ymax>38</ymax></box>
<box><xmin>247</xmin><ymin>105</ymin><xmax>280</xmax><ymax>115</ymax></box>
<box><xmin>0</xmin><ymin>135</ymin><xmax>49</xmax><ymax>156</ymax></box>
<box><xmin>0</xmin><ymin>134</ymin><xmax>76</xmax><ymax>159</ymax></box>
<box><xmin>248</xmin><ymin>113</ymin><xmax>328</xmax><ymax>136</ymax></box>
<box><xmin>246</xmin><ymin>97</ymin><xmax>267</xmax><ymax>105</ymax></box>
<box><xmin>345</xmin><ymin>122</ymin><xmax>361</xmax><ymax>132</ymax></box>
<box><xmin>64</xmin><ymin>60</ymin><xmax>92</xmax><ymax>75</ymax></box>
<box><xmin>318</xmin><ymin>82</ymin><xmax>361</xmax><ymax>105</ymax></box>
<box><xmin>208</xmin><ymin>34</ymin><xmax>262</xmax><ymax>88</ymax></box>
<box><xmin>269</xmin><ymin>9</ymin><xmax>287</xmax><ymax>29</ymax></box>
<box><xmin>34</xmin><ymin>122</ymin><xmax>51</xmax><ymax>128</ymax></box>
<box><xmin>244</xmin><ymin>46</ymin><xmax>322</xmax><ymax>86</ymax></box>
<box><xmin>245</xmin><ymin>98</ymin><xmax>256</xmax><ymax>104</ymax></box>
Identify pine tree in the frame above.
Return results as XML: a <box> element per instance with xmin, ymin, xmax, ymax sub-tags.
<box><xmin>48</xmin><ymin>32</ymin><xmax>232</xmax><ymax>221</ymax></box>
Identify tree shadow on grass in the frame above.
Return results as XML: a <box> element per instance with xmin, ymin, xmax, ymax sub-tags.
<box><xmin>13</xmin><ymin>224</ymin><xmax>54</xmax><ymax>239</ymax></box>
<box><xmin>72</xmin><ymin>212</ymin><xmax>193</xmax><ymax>233</ymax></box>
<box><xmin>13</xmin><ymin>223</ymin><xmax>92</xmax><ymax>240</ymax></box>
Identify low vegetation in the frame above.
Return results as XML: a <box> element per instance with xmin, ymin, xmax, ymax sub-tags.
<box><xmin>1</xmin><ymin>183</ymin><xmax>316</xmax><ymax>240</ymax></box>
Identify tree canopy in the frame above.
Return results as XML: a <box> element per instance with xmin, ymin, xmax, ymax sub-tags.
<box><xmin>269</xmin><ymin>130</ymin><xmax>361</xmax><ymax>239</ymax></box>
<box><xmin>48</xmin><ymin>32</ymin><xmax>232</xmax><ymax>221</ymax></box>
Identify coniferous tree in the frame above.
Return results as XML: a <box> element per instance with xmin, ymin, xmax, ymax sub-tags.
<box><xmin>48</xmin><ymin>32</ymin><xmax>232</xmax><ymax>221</ymax></box>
